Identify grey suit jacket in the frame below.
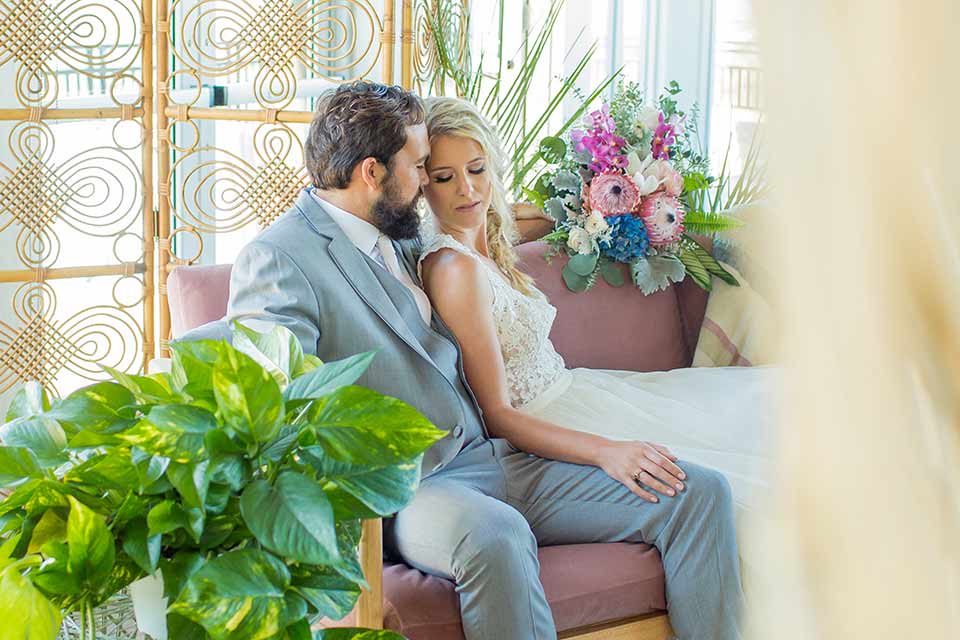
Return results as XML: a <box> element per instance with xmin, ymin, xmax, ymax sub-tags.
<box><xmin>225</xmin><ymin>189</ymin><xmax>485</xmax><ymax>475</ymax></box>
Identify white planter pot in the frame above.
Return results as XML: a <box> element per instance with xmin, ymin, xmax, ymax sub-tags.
<box><xmin>128</xmin><ymin>573</ymin><xmax>168</xmax><ymax>640</ymax></box>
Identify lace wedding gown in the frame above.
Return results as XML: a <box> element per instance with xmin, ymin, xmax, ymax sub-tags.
<box><xmin>419</xmin><ymin>233</ymin><xmax>777</xmax><ymax>582</ymax></box>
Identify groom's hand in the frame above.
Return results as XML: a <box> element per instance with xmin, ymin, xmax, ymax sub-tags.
<box><xmin>597</xmin><ymin>441</ymin><xmax>686</xmax><ymax>503</ymax></box>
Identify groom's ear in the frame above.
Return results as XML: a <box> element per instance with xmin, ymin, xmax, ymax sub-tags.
<box><xmin>357</xmin><ymin>157</ymin><xmax>386</xmax><ymax>192</ymax></box>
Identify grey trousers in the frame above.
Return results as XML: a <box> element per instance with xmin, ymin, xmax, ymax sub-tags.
<box><xmin>387</xmin><ymin>439</ymin><xmax>743</xmax><ymax>640</ymax></box>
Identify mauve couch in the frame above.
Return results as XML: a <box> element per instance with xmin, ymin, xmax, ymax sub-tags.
<box><xmin>165</xmin><ymin>241</ymin><xmax>709</xmax><ymax>639</ymax></box>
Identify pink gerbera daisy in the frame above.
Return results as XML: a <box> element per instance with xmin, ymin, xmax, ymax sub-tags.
<box><xmin>588</xmin><ymin>172</ymin><xmax>641</xmax><ymax>218</ymax></box>
<box><xmin>638</xmin><ymin>191</ymin><xmax>685</xmax><ymax>245</ymax></box>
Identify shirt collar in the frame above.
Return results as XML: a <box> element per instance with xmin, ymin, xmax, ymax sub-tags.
<box><xmin>309</xmin><ymin>189</ymin><xmax>380</xmax><ymax>258</ymax></box>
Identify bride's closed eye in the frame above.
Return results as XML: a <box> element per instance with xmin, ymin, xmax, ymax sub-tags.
<box><xmin>433</xmin><ymin>166</ymin><xmax>486</xmax><ymax>183</ymax></box>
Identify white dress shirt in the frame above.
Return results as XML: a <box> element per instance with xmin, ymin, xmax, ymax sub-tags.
<box><xmin>310</xmin><ymin>190</ymin><xmax>433</xmax><ymax>324</ymax></box>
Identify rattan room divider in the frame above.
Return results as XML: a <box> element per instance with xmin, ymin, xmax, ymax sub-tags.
<box><xmin>0</xmin><ymin>0</ymin><xmax>468</xmax><ymax>399</ymax></box>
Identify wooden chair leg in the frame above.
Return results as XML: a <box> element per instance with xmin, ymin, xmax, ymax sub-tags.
<box><xmin>356</xmin><ymin>518</ymin><xmax>384</xmax><ymax>629</ymax></box>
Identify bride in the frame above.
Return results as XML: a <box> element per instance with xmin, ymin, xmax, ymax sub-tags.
<box><xmin>417</xmin><ymin>96</ymin><xmax>776</xmax><ymax>571</ymax></box>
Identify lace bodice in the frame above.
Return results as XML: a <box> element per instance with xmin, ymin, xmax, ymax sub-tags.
<box><xmin>418</xmin><ymin>233</ymin><xmax>567</xmax><ymax>408</ymax></box>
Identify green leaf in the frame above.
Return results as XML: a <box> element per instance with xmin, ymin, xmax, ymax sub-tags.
<box><xmin>132</xmin><ymin>447</ymin><xmax>170</xmax><ymax>491</ymax></box>
<box><xmin>0</xmin><ymin>416</ymin><xmax>67</xmax><ymax>467</ymax></box>
<box><xmin>677</xmin><ymin>248</ymin><xmax>713</xmax><ymax>291</ymax></box>
<box><xmin>232</xmin><ymin>321</ymin><xmax>305</xmax><ymax>385</ymax></box>
<box><xmin>312</xmin><ymin>629</ymin><xmax>406</xmax><ymax>640</ymax></box>
<box><xmin>167</xmin><ymin>460</ymin><xmax>211</xmax><ymax>510</ymax></box>
<box><xmin>46</xmin><ymin>382</ymin><xmax>137</xmax><ymax>434</ymax></box>
<box><xmin>0</xmin><ymin>446</ymin><xmax>42</xmax><ymax>488</ymax></box>
<box><xmin>301</xmin><ymin>448</ymin><xmax>422</xmax><ymax>517</ymax></box>
<box><xmin>160</xmin><ymin>551</ymin><xmax>205</xmax><ymax>601</ymax></box>
<box><xmin>119</xmin><ymin>404</ymin><xmax>217</xmax><ymax>463</ymax></box>
<box><xmin>538</xmin><ymin>136</ymin><xmax>567</xmax><ymax>164</ymax></box>
<box><xmin>170</xmin><ymin>339</ymin><xmax>224</xmax><ymax>401</ymax></box>
<box><xmin>66</xmin><ymin>495</ymin><xmax>115</xmax><ymax>589</ymax></box>
<box><xmin>689</xmin><ymin>241</ymin><xmax>740</xmax><ymax>286</ymax></box>
<box><xmin>167</xmin><ymin>612</ymin><xmax>209</xmax><ymax>640</ymax></box>
<box><xmin>32</xmin><ymin>540</ymin><xmax>80</xmax><ymax>597</ymax></box>
<box><xmin>301</xmin><ymin>354</ymin><xmax>324</xmax><ymax>374</ymax></box>
<box><xmin>0</xmin><ymin>560</ymin><xmax>62</xmax><ymax>640</ymax></box>
<box><xmin>328</xmin><ymin>519</ymin><xmax>365</xmax><ymax>586</ymax></box>
<box><xmin>681</xmin><ymin>210</ymin><xmax>744</xmax><ymax>235</ymax></box>
<box><xmin>213</xmin><ymin>348</ymin><xmax>283</xmax><ymax>443</ymax></box>
<box><xmin>170</xmin><ymin>549</ymin><xmax>306</xmax><ymax>640</ymax></box>
<box><xmin>4</xmin><ymin>381</ymin><xmax>51</xmax><ymax>422</ymax></box>
<box><xmin>112</xmin><ymin>491</ymin><xmax>148</xmax><ymax>529</ymax></box>
<box><xmin>66</xmin><ymin>452</ymin><xmax>140</xmax><ymax>491</ymax></box>
<box><xmin>284</xmin><ymin>351</ymin><xmax>377</xmax><ymax>403</ymax></box>
<box><xmin>683</xmin><ymin>172</ymin><xmax>710</xmax><ymax>194</ymax></box>
<box><xmin>520</xmin><ymin>186</ymin><xmax>545</xmax><ymax>209</ymax></box>
<box><xmin>208</xmin><ymin>454</ymin><xmax>249</xmax><ymax>492</ymax></box>
<box><xmin>568</xmin><ymin>253</ymin><xmax>599</xmax><ymax>277</ymax></box>
<box><xmin>543</xmin><ymin>196</ymin><xmax>568</xmax><ymax>224</ymax></box>
<box><xmin>550</xmin><ymin>169</ymin><xmax>581</xmax><ymax>194</ymax></box>
<box><xmin>284</xmin><ymin>618</ymin><xmax>313</xmax><ymax>640</ymax></box>
<box><xmin>27</xmin><ymin>509</ymin><xmax>67</xmax><ymax>554</ymax></box>
<box><xmin>631</xmin><ymin>255</ymin><xmax>687</xmax><ymax>295</ymax></box>
<box><xmin>292</xmin><ymin>566</ymin><xmax>361</xmax><ymax>621</ymax></box>
<box><xmin>148</xmin><ymin>500</ymin><xmax>204</xmax><ymax>543</ymax></box>
<box><xmin>599</xmin><ymin>260</ymin><xmax>626</xmax><ymax>287</ymax></box>
<box><xmin>240</xmin><ymin>472</ymin><xmax>338</xmax><ymax>565</ymax></box>
<box><xmin>561</xmin><ymin>262</ymin><xmax>592</xmax><ymax>293</ymax></box>
<box><xmin>198</xmin><ymin>513</ymin><xmax>235</xmax><ymax>549</ymax></box>
<box><xmin>307</xmin><ymin>387</ymin><xmax>444</xmax><ymax>466</ymax></box>
<box><xmin>102</xmin><ymin>365</ymin><xmax>179</xmax><ymax>404</ymax></box>
<box><xmin>122</xmin><ymin>517</ymin><xmax>161</xmax><ymax>574</ymax></box>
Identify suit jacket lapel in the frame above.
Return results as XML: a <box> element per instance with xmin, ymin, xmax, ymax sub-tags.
<box><xmin>296</xmin><ymin>191</ymin><xmax>434</xmax><ymax>364</ymax></box>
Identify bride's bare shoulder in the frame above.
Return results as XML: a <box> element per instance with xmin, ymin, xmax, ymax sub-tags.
<box><xmin>420</xmin><ymin>248</ymin><xmax>489</xmax><ymax>306</ymax></box>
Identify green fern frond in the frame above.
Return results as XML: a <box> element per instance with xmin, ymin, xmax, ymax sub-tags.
<box><xmin>682</xmin><ymin>210</ymin><xmax>745</xmax><ymax>236</ymax></box>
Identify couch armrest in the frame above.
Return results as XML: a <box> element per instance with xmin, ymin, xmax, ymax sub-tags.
<box><xmin>356</xmin><ymin>518</ymin><xmax>384</xmax><ymax>629</ymax></box>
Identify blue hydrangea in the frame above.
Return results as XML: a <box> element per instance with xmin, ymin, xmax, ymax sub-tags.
<box><xmin>599</xmin><ymin>213</ymin><xmax>649</xmax><ymax>263</ymax></box>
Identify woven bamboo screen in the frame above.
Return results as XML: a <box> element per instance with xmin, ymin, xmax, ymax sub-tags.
<box><xmin>0</xmin><ymin>0</ymin><xmax>470</xmax><ymax>401</ymax></box>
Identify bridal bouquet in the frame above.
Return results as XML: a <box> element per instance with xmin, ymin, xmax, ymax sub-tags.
<box><xmin>533</xmin><ymin>81</ymin><xmax>741</xmax><ymax>294</ymax></box>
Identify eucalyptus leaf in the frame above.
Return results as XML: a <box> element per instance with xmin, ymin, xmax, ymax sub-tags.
<box><xmin>561</xmin><ymin>263</ymin><xmax>592</xmax><ymax>293</ymax></box>
<box><xmin>213</xmin><ymin>348</ymin><xmax>283</xmax><ymax>443</ymax></box>
<box><xmin>307</xmin><ymin>387</ymin><xmax>444</xmax><ymax>466</ymax></box>
<box><xmin>240</xmin><ymin>472</ymin><xmax>338</xmax><ymax>565</ymax></box>
<box><xmin>538</xmin><ymin>136</ymin><xmax>567</xmax><ymax>164</ymax></box>
<box><xmin>568</xmin><ymin>253</ymin><xmax>599</xmax><ymax>277</ymax></box>
<box><xmin>631</xmin><ymin>255</ymin><xmax>688</xmax><ymax>295</ymax></box>
<box><xmin>170</xmin><ymin>548</ymin><xmax>306</xmax><ymax>640</ymax></box>
<box><xmin>599</xmin><ymin>260</ymin><xmax>626</xmax><ymax>287</ymax></box>
<box><xmin>284</xmin><ymin>351</ymin><xmax>377</xmax><ymax>403</ymax></box>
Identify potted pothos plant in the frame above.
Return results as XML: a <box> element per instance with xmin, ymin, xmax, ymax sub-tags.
<box><xmin>0</xmin><ymin>322</ymin><xmax>444</xmax><ymax>640</ymax></box>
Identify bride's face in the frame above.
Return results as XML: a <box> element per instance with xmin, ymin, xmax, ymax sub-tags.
<box><xmin>423</xmin><ymin>135</ymin><xmax>492</xmax><ymax>234</ymax></box>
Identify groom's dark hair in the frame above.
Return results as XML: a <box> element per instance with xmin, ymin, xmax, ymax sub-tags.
<box><xmin>305</xmin><ymin>81</ymin><xmax>425</xmax><ymax>190</ymax></box>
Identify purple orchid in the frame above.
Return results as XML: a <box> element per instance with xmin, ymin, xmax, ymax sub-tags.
<box><xmin>571</xmin><ymin>105</ymin><xmax>629</xmax><ymax>173</ymax></box>
<box><xmin>651</xmin><ymin>113</ymin><xmax>678</xmax><ymax>160</ymax></box>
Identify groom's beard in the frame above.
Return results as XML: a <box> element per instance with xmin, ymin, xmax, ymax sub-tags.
<box><xmin>372</xmin><ymin>175</ymin><xmax>422</xmax><ymax>241</ymax></box>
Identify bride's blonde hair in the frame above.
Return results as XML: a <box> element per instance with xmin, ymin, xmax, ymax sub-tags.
<box><xmin>423</xmin><ymin>96</ymin><xmax>535</xmax><ymax>296</ymax></box>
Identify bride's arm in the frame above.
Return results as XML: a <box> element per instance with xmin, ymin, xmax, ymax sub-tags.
<box><xmin>421</xmin><ymin>250</ymin><xmax>685</xmax><ymax>503</ymax></box>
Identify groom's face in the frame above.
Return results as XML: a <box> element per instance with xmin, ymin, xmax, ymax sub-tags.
<box><xmin>371</xmin><ymin>123</ymin><xmax>430</xmax><ymax>240</ymax></box>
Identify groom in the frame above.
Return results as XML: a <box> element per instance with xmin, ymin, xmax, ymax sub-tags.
<box><xmin>226</xmin><ymin>81</ymin><xmax>744</xmax><ymax>639</ymax></box>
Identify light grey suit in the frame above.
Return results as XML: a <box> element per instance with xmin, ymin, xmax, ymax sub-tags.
<box><xmin>226</xmin><ymin>189</ymin><xmax>744</xmax><ymax>640</ymax></box>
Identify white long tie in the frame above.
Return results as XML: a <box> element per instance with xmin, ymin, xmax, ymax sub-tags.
<box><xmin>375</xmin><ymin>234</ymin><xmax>433</xmax><ymax>325</ymax></box>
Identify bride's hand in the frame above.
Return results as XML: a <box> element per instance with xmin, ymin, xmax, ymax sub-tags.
<box><xmin>512</xmin><ymin>202</ymin><xmax>555</xmax><ymax>222</ymax></box>
<box><xmin>596</xmin><ymin>440</ymin><xmax>686</xmax><ymax>503</ymax></box>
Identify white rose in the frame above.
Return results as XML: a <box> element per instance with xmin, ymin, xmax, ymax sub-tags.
<box><xmin>584</xmin><ymin>212</ymin><xmax>609</xmax><ymax>236</ymax></box>
<box><xmin>566</xmin><ymin>227</ymin><xmax>594</xmax><ymax>255</ymax></box>
<box><xmin>639</xmin><ymin>106</ymin><xmax>661</xmax><ymax>131</ymax></box>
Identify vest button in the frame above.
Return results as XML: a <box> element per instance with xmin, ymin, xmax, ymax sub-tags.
<box><xmin>453</xmin><ymin>424</ymin><xmax>464</xmax><ymax>437</ymax></box>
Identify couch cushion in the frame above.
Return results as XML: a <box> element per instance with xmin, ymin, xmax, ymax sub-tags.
<box><xmin>516</xmin><ymin>242</ymin><xmax>708</xmax><ymax>371</ymax></box>
<box><xmin>375</xmin><ymin>543</ymin><xmax>666</xmax><ymax>639</ymax></box>
<box><xmin>167</xmin><ymin>264</ymin><xmax>233</xmax><ymax>339</ymax></box>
